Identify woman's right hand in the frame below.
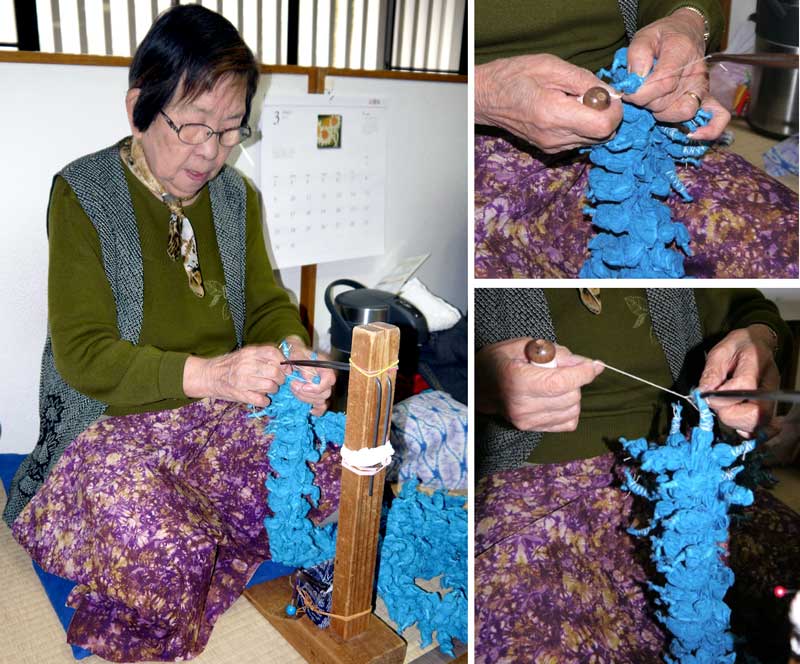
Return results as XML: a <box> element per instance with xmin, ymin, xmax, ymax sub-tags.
<box><xmin>475</xmin><ymin>337</ymin><xmax>605</xmax><ymax>431</ymax></box>
<box><xmin>183</xmin><ymin>345</ymin><xmax>288</xmax><ymax>407</ymax></box>
<box><xmin>475</xmin><ymin>54</ymin><xmax>623</xmax><ymax>153</ymax></box>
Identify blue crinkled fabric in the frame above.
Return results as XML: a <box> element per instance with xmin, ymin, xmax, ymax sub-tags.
<box><xmin>620</xmin><ymin>392</ymin><xmax>756</xmax><ymax>664</ymax></box>
<box><xmin>581</xmin><ymin>47</ymin><xmax>712</xmax><ymax>278</ymax></box>
<box><xmin>376</xmin><ymin>480</ymin><xmax>468</xmax><ymax>657</ymax></box>
<box><xmin>250</xmin><ymin>342</ymin><xmax>346</xmax><ymax>568</ymax></box>
<box><xmin>254</xmin><ymin>347</ymin><xmax>467</xmax><ymax>654</ymax></box>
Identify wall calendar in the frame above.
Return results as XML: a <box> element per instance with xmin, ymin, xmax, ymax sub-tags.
<box><xmin>260</xmin><ymin>94</ymin><xmax>387</xmax><ymax>269</ymax></box>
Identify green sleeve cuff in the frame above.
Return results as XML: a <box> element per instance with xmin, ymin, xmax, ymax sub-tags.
<box><xmin>638</xmin><ymin>0</ymin><xmax>725</xmax><ymax>52</ymax></box>
<box><xmin>158</xmin><ymin>351</ymin><xmax>190</xmax><ymax>399</ymax></box>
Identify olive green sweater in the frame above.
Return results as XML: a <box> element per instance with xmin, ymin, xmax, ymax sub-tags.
<box><xmin>476</xmin><ymin>0</ymin><xmax>725</xmax><ymax>71</ymax></box>
<box><xmin>48</xmin><ymin>162</ymin><xmax>309</xmax><ymax>416</ymax></box>
<box><xmin>529</xmin><ymin>289</ymin><xmax>790</xmax><ymax>464</ymax></box>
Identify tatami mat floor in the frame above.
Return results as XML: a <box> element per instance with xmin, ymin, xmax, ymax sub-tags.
<box><xmin>0</xmin><ymin>484</ymin><xmax>454</xmax><ymax>664</ymax></box>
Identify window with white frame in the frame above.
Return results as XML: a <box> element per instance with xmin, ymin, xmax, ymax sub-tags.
<box><xmin>2</xmin><ymin>0</ymin><xmax>465</xmax><ymax>74</ymax></box>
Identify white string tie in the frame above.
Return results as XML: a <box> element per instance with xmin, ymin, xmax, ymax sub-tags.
<box><xmin>341</xmin><ymin>441</ymin><xmax>395</xmax><ymax>476</ymax></box>
<box><xmin>599</xmin><ymin>362</ymin><xmax>699</xmax><ymax>411</ymax></box>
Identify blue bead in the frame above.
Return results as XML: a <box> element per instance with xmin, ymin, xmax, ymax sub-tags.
<box><xmin>285</xmin><ymin>604</ymin><xmax>297</xmax><ymax>617</ymax></box>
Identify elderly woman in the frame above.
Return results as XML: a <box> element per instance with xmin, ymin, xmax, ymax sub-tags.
<box><xmin>475</xmin><ymin>0</ymin><xmax>798</xmax><ymax>278</ymax></box>
<box><xmin>2</xmin><ymin>6</ymin><xmax>335</xmax><ymax>661</ymax></box>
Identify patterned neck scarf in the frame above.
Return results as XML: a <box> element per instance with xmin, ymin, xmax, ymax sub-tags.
<box><xmin>120</xmin><ymin>136</ymin><xmax>205</xmax><ymax>298</ymax></box>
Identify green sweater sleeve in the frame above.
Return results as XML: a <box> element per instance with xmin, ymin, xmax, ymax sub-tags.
<box><xmin>475</xmin><ymin>1</ymin><xmax>626</xmax><ymax>70</ymax></box>
<box><xmin>638</xmin><ymin>0</ymin><xmax>725</xmax><ymax>52</ymax></box>
<box><xmin>242</xmin><ymin>179</ymin><xmax>310</xmax><ymax>347</ymax></box>
<box><xmin>48</xmin><ymin>176</ymin><xmax>189</xmax><ymax>407</ymax></box>
<box><xmin>48</xmin><ymin>174</ymin><xmax>309</xmax><ymax>413</ymax></box>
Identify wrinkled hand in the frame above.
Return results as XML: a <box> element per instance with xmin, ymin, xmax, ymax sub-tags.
<box><xmin>476</xmin><ymin>337</ymin><xmax>604</xmax><ymax>431</ymax></box>
<box><xmin>699</xmin><ymin>325</ymin><xmax>780</xmax><ymax>436</ymax></box>
<box><xmin>283</xmin><ymin>335</ymin><xmax>336</xmax><ymax>416</ymax></box>
<box><xmin>475</xmin><ymin>54</ymin><xmax>623</xmax><ymax>153</ymax></box>
<box><xmin>624</xmin><ymin>8</ymin><xmax>730</xmax><ymax>140</ymax></box>
<box><xmin>184</xmin><ymin>344</ymin><xmax>288</xmax><ymax>408</ymax></box>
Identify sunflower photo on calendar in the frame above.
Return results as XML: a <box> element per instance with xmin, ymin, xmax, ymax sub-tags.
<box><xmin>317</xmin><ymin>114</ymin><xmax>342</xmax><ymax>148</ymax></box>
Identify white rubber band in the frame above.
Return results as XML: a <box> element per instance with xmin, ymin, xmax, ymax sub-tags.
<box><xmin>341</xmin><ymin>441</ymin><xmax>395</xmax><ymax>476</ymax></box>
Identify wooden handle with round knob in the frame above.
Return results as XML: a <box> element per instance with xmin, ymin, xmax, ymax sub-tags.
<box><xmin>582</xmin><ymin>86</ymin><xmax>612</xmax><ymax>110</ymax></box>
<box><xmin>525</xmin><ymin>339</ymin><xmax>557</xmax><ymax>368</ymax></box>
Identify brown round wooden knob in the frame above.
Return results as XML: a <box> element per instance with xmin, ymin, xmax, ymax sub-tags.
<box><xmin>582</xmin><ymin>86</ymin><xmax>611</xmax><ymax>110</ymax></box>
<box><xmin>525</xmin><ymin>339</ymin><xmax>556</xmax><ymax>365</ymax></box>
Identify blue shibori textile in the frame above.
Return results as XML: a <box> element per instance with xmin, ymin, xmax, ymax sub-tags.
<box><xmin>252</xmin><ymin>350</ymin><xmax>467</xmax><ymax>654</ymax></box>
<box><xmin>377</xmin><ymin>480</ymin><xmax>468</xmax><ymax>657</ymax></box>
<box><xmin>620</xmin><ymin>393</ymin><xmax>756</xmax><ymax>663</ymax></box>
<box><xmin>388</xmin><ymin>390</ymin><xmax>468</xmax><ymax>491</ymax></box>
<box><xmin>581</xmin><ymin>47</ymin><xmax>712</xmax><ymax>278</ymax></box>
<box><xmin>249</xmin><ymin>342</ymin><xmax>345</xmax><ymax>568</ymax></box>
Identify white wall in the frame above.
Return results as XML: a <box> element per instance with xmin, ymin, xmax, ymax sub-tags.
<box><xmin>0</xmin><ymin>61</ymin><xmax>466</xmax><ymax>453</ymax></box>
<box><xmin>298</xmin><ymin>75</ymin><xmax>467</xmax><ymax>350</ymax></box>
<box><xmin>0</xmin><ymin>63</ymin><xmax>128</xmax><ymax>455</ymax></box>
<box><xmin>728</xmin><ymin>0</ymin><xmax>757</xmax><ymax>49</ymax></box>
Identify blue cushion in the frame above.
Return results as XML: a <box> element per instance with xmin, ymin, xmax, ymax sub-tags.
<box><xmin>0</xmin><ymin>453</ymin><xmax>293</xmax><ymax>659</ymax></box>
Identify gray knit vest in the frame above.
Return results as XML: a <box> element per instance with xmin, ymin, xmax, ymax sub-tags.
<box><xmin>3</xmin><ymin>140</ymin><xmax>248</xmax><ymax>526</ymax></box>
<box><xmin>617</xmin><ymin>0</ymin><xmax>639</xmax><ymax>42</ymax></box>
<box><xmin>474</xmin><ymin>288</ymin><xmax>703</xmax><ymax>478</ymax></box>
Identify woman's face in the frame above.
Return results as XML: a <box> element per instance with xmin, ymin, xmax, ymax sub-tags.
<box><xmin>127</xmin><ymin>76</ymin><xmax>247</xmax><ymax>200</ymax></box>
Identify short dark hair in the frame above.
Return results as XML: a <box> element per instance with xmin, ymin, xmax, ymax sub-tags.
<box><xmin>129</xmin><ymin>5</ymin><xmax>260</xmax><ymax>132</ymax></box>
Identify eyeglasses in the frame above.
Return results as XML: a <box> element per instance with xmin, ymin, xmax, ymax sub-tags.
<box><xmin>160</xmin><ymin>110</ymin><xmax>252</xmax><ymax>147</ymax></box>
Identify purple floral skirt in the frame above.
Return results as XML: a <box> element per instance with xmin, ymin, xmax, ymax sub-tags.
<box><xmin>474</xmin><ymin>454</ymin><xmax>800</xmax><ymax>663</ymax></box>
<box><xmin>475</xmin><ymin>134</ymin><xmax>799</xmax><ymax>278</ymax></box>
<box><xmin>11</xmin><ymin>398</ymin><xmax>340</xmax><ymax>662</ymax></box>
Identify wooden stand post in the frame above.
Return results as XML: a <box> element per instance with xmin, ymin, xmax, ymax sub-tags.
<box><xmin>331</xmin><ymin>322</ymin><xmax>400</xmax><ymax>639</ymax></box>
<box><xmin>245</xmin><ymin>323</ymin><xmax>406</xmax><ymax>664</ymax></box>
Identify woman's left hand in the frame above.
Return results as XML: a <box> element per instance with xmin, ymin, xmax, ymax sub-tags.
<box><xmin>699</xmin><ymin>325</ymin><xmax>780</xmax><ymax>436</ymax></box>
<box><xmin>624</xmin><ymin>8</ymin><xmax>730</xmax><ymax>141</ymax></box>
<box><xmin>284</xmin><ymin>336</ymin><xmax>336</xmax><ymax>416</ymax></box>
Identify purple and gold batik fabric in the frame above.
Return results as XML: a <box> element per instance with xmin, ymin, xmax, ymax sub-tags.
<box><xmin>308</xmin><ymin>445</ymin><xmax>342</xmax><ymax>523</ymax></box>
<box><xmin>475</xmin><ymin>453</ymin><xmax>800</xmax><ymax>664</ymax></box>
<box><xmin>475</xmin><ymin>134</ymin><xmax>799</xmax><ymax>279</ymax></box>
<box><xmin>11</xmin><ymin>398</ymin><xmax>340</xmax><ymax>662</ymax></box>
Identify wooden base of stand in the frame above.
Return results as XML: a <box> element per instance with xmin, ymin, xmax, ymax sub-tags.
<box><xmin>244</xmin><ymin>576</ymin><xmax>407</xmax><ymax>664</ymax></box>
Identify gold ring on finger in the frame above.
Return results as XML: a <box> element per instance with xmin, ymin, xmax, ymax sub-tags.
<box><xmin>684</xmin><ymin>91</ymin><xmax>702</xmax><ymax>108</ymax></box>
